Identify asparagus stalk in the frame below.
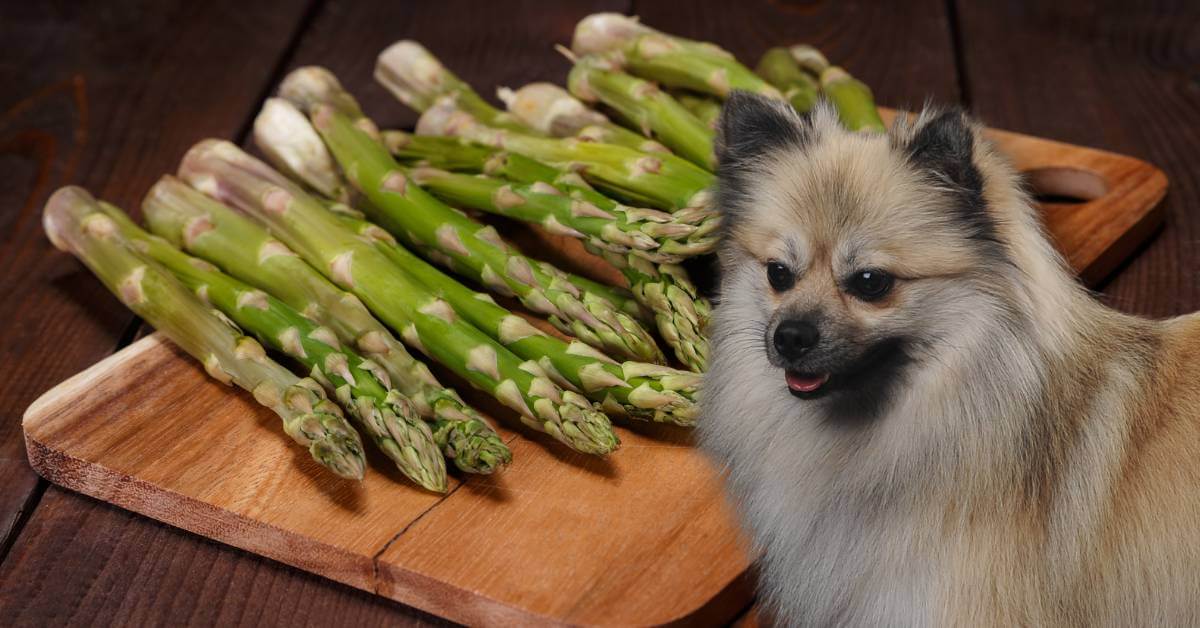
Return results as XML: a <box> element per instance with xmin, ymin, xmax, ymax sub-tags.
<box><xmin>567</xmin><ymin>55</ymin><xmax>715</xmax><ymax>170</ymax></box>
<box><xmin>384</xmin><ymin>132</ymin><xmax>501</xmax><ymax>172</ymax></box>
<box><xmin>588</xmin><ymin>248</ymin><xmax>709</xmax><ymax>372</ymax></box>
<box><xmin>672</xmin><ymin>91</ymin><xmax>722</xmax><ymax>129</ymax></box>
<box><xmin>258</xmin><ymin>100</ymin><xmax>711</xmax><ymax>373</ymax></box>
<box><xmin>179</xmin><ymin>140</ymin><xmax>619</xmax><ymax>455</ymax></box>
<box><xmin>417</xmin><ymin>98</ymin><xmax>714</xmax><ymax>211</ymax></box>
<box><xmin>755</xmin><ymin>47</ymin><xmax>821</xmax><ymax>113</ymax></box>
<box><xmin>496</xmin><ymin>82</ymin><xmax>670</xmax><ymax>154</ymax></box>
<box><xmin>820</xmin><ymin>67</ymin><xmax>886</xmax><ymax>133</ymax></box>
<box><xmin>42</xmin><ymin>187</ymin><xmax>365</xmax><ymax>480</ymax></box>
<box><xmin>409</xmin><ymin>166</ymin><xmax>698</xmax><ymax>259</ymax></box>
<box><xmin>563</xmin><ymin>273</ymin><xmax>650</xmax><ymax>324</ymax></box>
<box><xmin>341</xmin><ymin>215</ymin><xmax>700</xmax><ymax>425</ymax></box>
<box><xmin>382</xmin><ymin>130</ymin><xmax>719</xmax><ymax>254</ymax></box>
<box><xmin>373</xmin><ymin>41</ymin><xmax>531</xmax><ymax>132</ymax></box>
<box><xmin>94</xmin><ymin>202</ymin><xmax>448</xmax><ymax>492</ymax></box>
<box><xmin>144</xmin><ymin>177</ymin><xmax>510</xmax><ymax>474</ymax></box>
<box><xmin>571</xmin><ymin>13</ymin><xmax>781</xmax><ymax>100</ymax></box>
<box><xmin>272</xmin><ymin>72</ymin><xmax>664</xmax><ymax>364</ymax></box>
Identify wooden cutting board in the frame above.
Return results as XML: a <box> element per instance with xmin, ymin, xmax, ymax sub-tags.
<box><xmin>23</xmin><ymin>121</ymin><xmax>1167</xmax><ymax>627</ymax></box>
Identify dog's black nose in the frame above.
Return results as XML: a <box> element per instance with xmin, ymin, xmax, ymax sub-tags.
<box><xmin>774</xmin><ymin>320</ymin><xmax>819</xmax><ymax>359</ymax></box>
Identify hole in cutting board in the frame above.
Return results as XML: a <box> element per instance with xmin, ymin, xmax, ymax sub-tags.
<box><xmin>1022</xmin><ymin>167</ymin><xmax>1108</xmax><ymax>205</ymax></box>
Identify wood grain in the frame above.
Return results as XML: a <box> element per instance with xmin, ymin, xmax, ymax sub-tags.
<box><xmin>19</xmin><ymin>120</ymin><xmax>1166</xmax><ymax>624</ymax></box>
<box><xmin>22</xmin><ymin>335</ymin><xmax>755</xmax><ymax>626</ymax></box>
<box><xmin>954</xmin><ymin>0</ymin><xmax>1200</xmax><ymax>315</ymax></box>
<box><xmin>633</xmin><ymin>0</ymin><xmax>962</xmax><ymax>106</ymax></box>
<box><xmin>0</xmin><ymin>486</ymin><xmax>449</xmax><ymax>627</ymax></box>
<box><xmin>0</xmin><ymin>0</ymin><xmax>316</xmax><ymax>552</ymax></box>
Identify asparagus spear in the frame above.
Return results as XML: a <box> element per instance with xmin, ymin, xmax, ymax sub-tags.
<box><xmin>93</xmin><ymin>202</ymin><xmax>448</xmax><ymax>492</ymax></box>
<box><xmin>567</xmin><ymin>55</ymin><xmax>715</xmax><ymax>170</ymax></box>
<box><xmin>588</xmin><ymin>248</ymin><xmax>709</xmax><ymax>372</ymax></box>
<box><xmin>672</xmin><ymin>91</ymin><xmax>722</xmax><ymax>129</ymax></box>
<box><xmin>373</xmin><ymin>40</ymin><xmax>531</xmax><ymax>133</ymax></box>
<box><xmin>571</xmin><ymin>13</ymin><xmax>781</xmax><ymax>100</ymax></box>
<box><xmin>563</xmin><ymin>272</ymin><xmax>650</xmax><ymax>324</ymax></box>
<box><xmin>496</xmin><ymin>82</ymin><xmax>670</xmax><ymax>154</ymax></box>
<box><xmin>340</xmin><ymin>214</ymin><xmax>701</xmax><ymax>425</ymax></box>
<box><xmin>755</xmin><ymin>47</ymin><xmax>821</xmax><ymax>113</ymax></box>
<box><xmin>820</xmin><ymin>67</ymin><xmax>886</xmax><ymax>133</ymax></box>
<box><xmin>381</xmin><ymin>129</ymin><xmax>719</xmax><ymax>258</ymax></box>
<box><xmin>144</xmin><ymin>177</ymin><xmax>511</xmax><ymax>474</ymax></box>
<box><xmin>417</xmin><ymin>98</ymin><xmax>714</xmax><ymax>211</ymax></box>
<box><xmin>258</xmin><ymin>100</ymin><xmax>711</xmax><ymax>373</ymax></box>
<box><xmin>409</xmin><ymin>166</ymin><xmax>692</xmax><ymax>258</ymax></box>
<box><xmin>273</xmin><ymin>72</ymin><xmax>664</xmax><ymax>364</ymax></box>
<box><xmin>42</xmin><ymin>186</ymin><xmax>365</xmax><ymax>480</ymax></box>
<box><xmin>789</xmin><ymin>44</ymin><xmax>830</xmax><ymax>76</ymax></box>
<box><xmin>179</xmin><ymin>140</ymin><xmax>619</xmax><ymax>455</ymax></box>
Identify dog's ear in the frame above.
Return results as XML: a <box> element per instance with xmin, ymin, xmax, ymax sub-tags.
<box><xmin>715</xmin><ymin>91</ymin><xmax>810</xmax><ymax>171</ymax></box>
<box><xmin>904</xmin><ymin>108</ymin><xmax>992</xmax><ymax>240</ymax></box>
<box><xmin>905</xmin><ymin>108</ymin><xmax>985</xmax><ymax>210</ymax></box>
<box><xmin>713</xmin><ymin>92</ymin><xmax>810</xmax><ymax>237</ymax></box>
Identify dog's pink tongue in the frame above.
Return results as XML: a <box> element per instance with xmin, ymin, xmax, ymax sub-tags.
<box><xmin>786</xmin><ymin>371</ymin><xmax>830</xmax><ymax>393</ymax></box>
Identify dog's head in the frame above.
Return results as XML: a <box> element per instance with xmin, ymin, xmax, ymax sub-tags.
<box><xmin>712</xmin><ymin>94</ymin><xmax>1015</xmax><ymax>421</ymax></box>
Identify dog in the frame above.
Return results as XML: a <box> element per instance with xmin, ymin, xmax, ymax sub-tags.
<box><xmin>700</xmin><ymin>93</ymin><xmax>1200</xmax><ymax>626</ymax></box>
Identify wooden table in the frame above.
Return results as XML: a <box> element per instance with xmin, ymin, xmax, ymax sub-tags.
<box><xmin>1</xmin><ymin>1</ymin><xmax>1196</xmax><ymax>624</ymax></box>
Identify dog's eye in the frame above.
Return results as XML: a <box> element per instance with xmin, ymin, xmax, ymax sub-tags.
<box><xmin>766</xmin><ymin>261</ymin><xmax>795</xmax><ymax>292</ymax></box>
<box><xmin>847</xmin><ymin>269</ymin><xmax>894</xmax><ymax>301</ymax></box>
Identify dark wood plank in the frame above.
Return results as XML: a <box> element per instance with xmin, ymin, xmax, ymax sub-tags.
<box><xmin>0</xmin><ymin>0</ymin><xmax>314</xmax><ymax>548</ymax></box>
<box><xmin>278</xmin><ymin>0</ymin><xmax>630</xmax><ymax>131</ymax></box>
<box><xmin>955</xmin><ymin>0</ymin><xmax>1200</xmax><ymax>315</ymax></box>
<box><xmin>631</xmin><ymin>0</ymin><xmax>962</xmax><ymax>108</ymax></box>
<box><xmin>0</xmin><ymin>0</ymin><xmax>438</xmax><ymax>625</ymax></box>
<box><xmin>0</xmin><ymin>487</ymin><xmax>447</xmax><ymax>627</ymax></box>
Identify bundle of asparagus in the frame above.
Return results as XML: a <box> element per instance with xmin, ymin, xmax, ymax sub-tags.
<box><xmin>253</xmin><ymin>96</ymin><xmax>702</xmax><ymax>424</ymax></box>
<box><xmin>43</xmin><ymin>13</ymin><xmax>890</xmax><ymax>491</ymax></box>
<box><xmin>179</xmin><ymin>139</ymin><xmax>620</xmax><ymax>455</ymax></box>
<box><xmin>91</xmin><ymin>203</ymin><xmax>450</xmax><ymax>491</ymax></box>
<box><xmin>142</xmin><ymin>178</ymin><xmax>512</xmax><ymax>475</ymax></box>
<box><xmin>280</xmin><ymin>70</ymin><xmax>663</xmax><ymax>366</ymax></box>
<box><xmin>262</xmin><ymin>84</ymin><xmax>713</xmax><ymax>373</ymax></box>
<box><xmin>43</xmin><ymin>187</ymin><xmax>367</xmax><ymax>480</ymax></box>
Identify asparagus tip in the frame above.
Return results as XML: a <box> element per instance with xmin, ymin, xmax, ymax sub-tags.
<box><xmin>572</xmin><ymin>12</ymin><xmax>648</xmax><ymax>56</ymax></box>
<box><xmin>375</xmin><ymin>40</ymin><xmax>445</xmax><ymax>112</ymax></box>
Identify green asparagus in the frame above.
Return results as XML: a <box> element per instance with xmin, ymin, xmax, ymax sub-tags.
<box><xmin>340</xmin><ymin>214</ymin><xmax>701</xmax><ymax>425</ymax></box>
<box><xmin>43</xmin><ymin>186</ymin><xmax>366</xmax><ymax>480</ymax></box>
<box><xmin>178</xmin><ymin>140</ymin><xmax>619</xmax><ymax>455</ymax></box>
<box><xmin>273</xmin><ymin>70</ymin><xmax>664</xmax><ymax>364</ymax></box>
<box><xmin>820</xmin><ymin>67</ymin><xmax>886</xmax><ymax>133</ymax></box>
<box><xmin>94</xmin><ymin>202</ymin><xmax>448</xmax><ymax>492</ymax></box>
<box><xmin>789</xmin><ymin>44</ymin><xmax>830</xmax><ymax>76</ymax></box>
<box><xmin>568</xmin><ymin>55</ymin><xmax>715</xmax><ymax>169</ymax></box>
<box><xmin>672</xmin><ymin>91</ymin><xmax>722</xmax><ymax>129</ymax></box>
<box><xmin>756</xmin><ymin>47</ymin><xmax>821</xmax><ymax>113</ymax></box>
<box><xmin>571</xmin><ymin>13</ymin><xmax>781</xmax><ymax>100</ymax></box>
<box><xmin>373</xmin><ymin>41</ymin><xmax>531</xmax><ymax>132</ymax></box>
<box><xmin>417</xmin><ymin>98</ymin><xmax>714</xmax><ymax>211</ymax></box>
<box><xmin>381</xmin><ymin>129</ymin><xmax>719</xmax><ymax>260</ymax></box>
<box><xmin>497</xmin><ymin>82</ymin><xmax>670</xmax><ymax>154</ymax></box>
<box><xmin>144</xmin><ymin>176</ymin><xmax>511</xmax><ymax>474</ymax></box>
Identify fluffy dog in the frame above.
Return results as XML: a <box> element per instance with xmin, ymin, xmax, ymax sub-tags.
<box><xmin>700</xmin><ymin>93</ymin><xmax>1200</xmax><ymax>626</ymax></box>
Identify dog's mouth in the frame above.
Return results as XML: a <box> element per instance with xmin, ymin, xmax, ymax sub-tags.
<box><xmin>780</xmin><ymin>338</ymin><xmax>911</xmax><ymax>403</ymax></box>
<box><xmin>785</xmin><ymin>371</ymin><xmax>831</xmax><ymax>398</ymax></box>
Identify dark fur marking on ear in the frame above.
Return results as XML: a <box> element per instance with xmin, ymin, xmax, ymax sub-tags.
<box><xmin>713</xmin><ymin>92</ymin><xmax>811</xmax><ymax>241</ymax></box>
<box><xmin>906</xmin><ymin>109</ymin><xmax>997</xmax><ymax>246</ymax></box>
